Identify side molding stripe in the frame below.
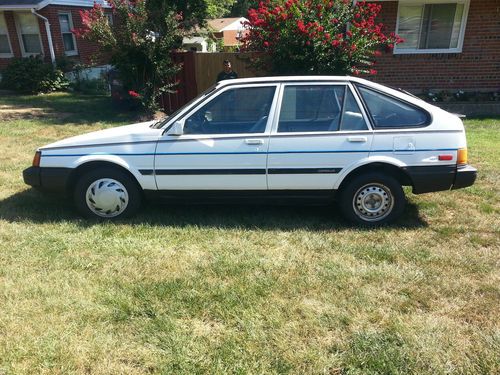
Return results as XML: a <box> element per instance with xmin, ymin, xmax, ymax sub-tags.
<box><xmin>268</xmin><ymin>168</ymin><xmax>342</xmax><ymax>174</ymax></box>
<box><xmin>140</xmin><ymin>168</ymin><xmax>343</xmax><ymax>176</ymax></box>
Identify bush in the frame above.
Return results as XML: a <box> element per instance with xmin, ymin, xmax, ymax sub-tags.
<box><xmin>242</xmin><ymin>0</ymin><xmax>403</xmax><ymax>75</ymax></box>
<box><xmin>1</xmin><ymin>57</ymin><xmax>69</xmax><ymax>93</ymax></box>
<box><xmin>72</xmin><ymin>78</ymin><xmax>109</xmax><ymax>95</ymax></box>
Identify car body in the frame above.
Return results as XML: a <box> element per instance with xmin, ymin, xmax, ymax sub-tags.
<box><xmin>23</xmin><ymin>76</ymin><xmax>477</xmax><ymax>224</ymax></box>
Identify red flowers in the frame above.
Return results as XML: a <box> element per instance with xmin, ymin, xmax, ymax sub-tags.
<box><xmin>128</xmin><ymin>90</ymin><xmax>140</xmax><ymax>98</ymax></box>
<box><xmin>242</xmin><ymin>0</ymin><xmax>402</xmax><ymax>76</ymax></box>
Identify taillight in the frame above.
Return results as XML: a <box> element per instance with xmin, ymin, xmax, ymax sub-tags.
<box><xmin>438</xmin><ymin>154</ymin><xmax>453</xmax><ymax>161</ymax></box>
<box><xmin>457</xmin><ymin>148</ymin><xmax>468</xmax><ymax>166</ymax></box>
<box><xmin>32</xmin><ymin>151</ymin><xmax>41</xmax><ymax>167</ymax></box>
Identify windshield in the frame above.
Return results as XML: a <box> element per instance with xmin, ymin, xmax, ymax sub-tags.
<box><xmin>150</xmin><ymin>84</ymin><xmax>219</xmax><ymax>129</ymax></box>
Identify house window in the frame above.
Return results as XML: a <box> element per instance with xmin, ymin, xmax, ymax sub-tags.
<box><xmin>395</xmin><ymin>0</ymin><xmax>470</xmax><ymax>54</ymax></box>
<box><xmin>0</xmin><ymin>12</ymin><xmax>13</xmax><ymax>56</ymax></box>
<box><xmin>58</xmin><ymin>13</ymin><xmax>77</xmax><ymax>55</ymax></box>
<box><xmin>15</xmin><ymin>12</ymin><xmax>42</xmax><ymax>55</ymax></box>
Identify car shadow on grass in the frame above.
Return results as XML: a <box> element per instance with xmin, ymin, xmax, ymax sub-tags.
<box><xmin>0</xmin><ymin>189</ymin><xmax>428</xmax><ymax>231</ymax></box>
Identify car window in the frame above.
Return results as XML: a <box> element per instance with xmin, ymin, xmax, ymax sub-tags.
<box><xmin>357</xmin><ymin>86</ymin><xmax>429</xmax><ymax>128</ymax></box>
<box><xmin>340</xmin><ymin>89</ymin><xmax>367</xmax><ymax>131</ymax></box>
<box><xmin>278</xmin><ymin>85</ymin><xmax>367</xmax><ymax>132</ymax></box>
<box><xmin>184</xmin><ymin>86</ymin><xmax>276</xmax><ymax>134</ymax></box>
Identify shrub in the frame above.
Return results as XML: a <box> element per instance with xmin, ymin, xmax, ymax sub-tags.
<box><xmin>242</xmin><ymin>0</ymin><xmax>403</xmax><ymax>75</ymax></box>
<box><xmin>1</xmin><ymin>57</ymin><xmax>69</xmax><ymax>93</ymax></box>
<box><xmin>75</xmin><ymin>0</ymin><xmax>208</xmax><ymax>114</ymax></box>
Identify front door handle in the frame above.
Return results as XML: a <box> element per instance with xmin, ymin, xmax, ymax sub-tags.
<box><xmin>347</xmin><ymin>136</ymin><xmax>367</xmax><ymax>143</ymax></box>
<box><xmin>245</xmin><ymin>139</ymin><xmax>264</xmax><ymax>145</ymax></box>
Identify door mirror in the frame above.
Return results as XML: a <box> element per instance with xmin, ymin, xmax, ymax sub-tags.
<box><xmin>168</xmin><ymin>121</ymin><xmax>184</xmax><ymax>136</ymax></box>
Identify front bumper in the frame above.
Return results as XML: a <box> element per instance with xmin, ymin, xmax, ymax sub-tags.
<box><xmin>23</xmin><ymin>166</ymin><xmax>72</xmax><ymax>192</ymax></box>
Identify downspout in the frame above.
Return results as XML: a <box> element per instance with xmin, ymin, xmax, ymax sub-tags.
<box><xmin>31</xmin><ymin>9</ymin><xmax>56</xmax><ymax>66</ymax></box>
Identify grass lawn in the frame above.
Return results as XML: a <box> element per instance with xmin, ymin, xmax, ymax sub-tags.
<box><xmin>0</xmin><ymin>93</ymin><xmax>499</xmax><ymax>374</ymax></box>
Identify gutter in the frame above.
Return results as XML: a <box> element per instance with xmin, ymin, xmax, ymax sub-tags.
<box><xmin>31</xmin><ymin>8</ymin><xmax>56</xmax><ymax>66</ymax></box>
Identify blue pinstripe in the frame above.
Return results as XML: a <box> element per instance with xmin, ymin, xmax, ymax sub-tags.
<box><xmin>42</xmin><ymin>148</ymin><xmax>458</xmax><ymax>157</ymax></box>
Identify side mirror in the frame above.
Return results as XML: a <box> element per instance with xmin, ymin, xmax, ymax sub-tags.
<box><xmin>168</xmin><ymin>121</ymin><xmax>184</xmax><ymax>136</ymax></box>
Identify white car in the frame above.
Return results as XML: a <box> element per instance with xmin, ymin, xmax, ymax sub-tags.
<box><xmin>23</xmin><ymin>76</ymin><xmax>477</xmax><ymax>225</ymax></box>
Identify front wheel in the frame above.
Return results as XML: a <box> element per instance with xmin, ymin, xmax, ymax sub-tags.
<box><xmin>339</xmin><ymin>173</ymin><xmax>406</xmax><ymax>226</ymax></box>
<box><xmin>74</xmin><ymin>167</ymin><xmax>142</xmax><ymax>220</ymax></box>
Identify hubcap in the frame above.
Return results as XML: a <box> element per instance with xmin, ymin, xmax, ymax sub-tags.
<box><xmin>85</xmin><ymin>178</ymin><xmax>128</xmax><ymax>218</ymax></box>
<box><xmin>353</xmin><ymin>183</ymin><xmax>394</xmax><ymax>222</ymax></box>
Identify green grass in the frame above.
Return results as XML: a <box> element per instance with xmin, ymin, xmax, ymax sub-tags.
<box><xmin>0</xmin><ymin>93</ymin><xmax>499</xmax><ymax>374</ymax></box>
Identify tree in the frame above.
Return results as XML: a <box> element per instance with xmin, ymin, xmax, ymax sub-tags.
<box><xmin>74</xmin><ymin>0</ymin><xmax>207</xmax><ymax>113</ymax></box>
<box><xmin>230</xmin><ymin>0</ymin><xmax>258</xmax><ymax>17</ymax></box>
<box><xmin>241</xmin><ymin>0</ymin><xmax>403</xmax><ymax>76</ymax></box>
<box><xmin>205</xmin><ymin>0</ymin><xmax>238</xmax><ymax>18</ymax></box>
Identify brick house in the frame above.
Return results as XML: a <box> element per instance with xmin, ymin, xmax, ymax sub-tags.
<box><xmin>207</xmin><ymin>17</ymin><xmax>249</xmax><ymax>51</ymax></box>
<box><xmin>0</xmin><ymin>0</ymin><xmax>111</xmax><ymax>70</ymax></box>
<box><xmin>371</xmin><ymin>0</ymin><xmax>499</xmax><ymax>92</ymax></box>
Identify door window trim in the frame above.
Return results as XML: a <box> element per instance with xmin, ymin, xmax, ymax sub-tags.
<box><xmin>270</xmin><ymin>82</ymin><xmax>373</xmax><ymax>135</ymax></box>
<box><xmin>164</xmin><ymin>83</ymin><xmax>280</xmax><ymax>139</ymax></box>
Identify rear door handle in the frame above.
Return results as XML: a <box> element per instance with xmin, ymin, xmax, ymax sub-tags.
<box><xmin>347</xmin><ymin>136</ymin><xmax>367</xmax><ymax>143</ymax></box>
<box><xmin>245</xmin><ymin>139</ymin><xmax>264</xmax><ymax>145</ymax></box>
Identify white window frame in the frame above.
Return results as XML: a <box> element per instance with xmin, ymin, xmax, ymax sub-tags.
<box><xmin>179</xmin><ymin>84</ymin><xmax>280</xmax><ymax>138</ymax></box>
<box><xmin>272</xmin><ymin>82</ymin><xmax>373</xmax><ymax>135</ymax></box>
<box><xmin>0</xmin><ymin>12</ymin><xmax>14</xmax><ymax>58</ymax></box>
<box><xmin>394</xmin><ymin>0</ymin><xmax>470</xmax><ymax>55</ymax></box>
<box><xmin>14</xmin><ymin>12</ymin><xmax>44</xmax><ymax>57</ymax></box>
<box><xmin>58</xmin><ymin>12</ymin><xmax>78</xmax><ymax>56</ymax></box>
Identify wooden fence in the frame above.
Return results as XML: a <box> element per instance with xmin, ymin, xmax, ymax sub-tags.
<box><xmin>160</xmin><ymin>52</ymin><xmax>264</xmax><ymax>113</ymax></box>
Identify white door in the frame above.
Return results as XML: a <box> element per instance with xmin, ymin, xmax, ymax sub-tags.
<box><xmin>155</xmin><ymin>84</ymin><xmax>278</xmax><ymax>190</ymax></box>
<box><xmin>267</xmin><ymin>83</ymin><xmax>373</xmax><ymax>190</ymax></box>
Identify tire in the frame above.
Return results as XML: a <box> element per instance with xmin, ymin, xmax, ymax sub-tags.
<box><xmin>74</xmin><ymin>167</ymin><xmax>142</xmax><ymax>220</ymax></box>
<box><xmin>338</xmin><ymin>172</ymin><xmax>406</xmax><ymax>226</ymax></box>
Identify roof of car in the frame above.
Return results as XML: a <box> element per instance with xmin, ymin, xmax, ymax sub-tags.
<box><xmin>215</xmin><ymin>75</ymin><xmax>432</xmax><ymax>111</ymax></box>
<box><xmin>215</xmin><ymin>76</ymin><xmax>381</xmax><ymax>89</ymax></box>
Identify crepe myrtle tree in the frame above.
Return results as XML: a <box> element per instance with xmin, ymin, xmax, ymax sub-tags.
<box><xmin>74</xmin><ymin>0</ymin><xmax>207</xmax><ymax>113</ymax></box>
<box><xmin>241</xmin><ymin>0</ymin><xmax>403</xmax><ymax>75</ymax></box>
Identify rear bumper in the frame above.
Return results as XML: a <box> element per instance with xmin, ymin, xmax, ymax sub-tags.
<box><xmin>404</xmin><ymin>165</ymin><xmax>477</xmax><ymax>194</ymax></box>
<box><xmin>452</xmin><ymin>165</ymin><xmax>477</xmax><ymax>190</ymax></box>
<box><xmin>23</xmin><ymin>166</ymin><xmax>72</xmax><ymax>192</ymax></box>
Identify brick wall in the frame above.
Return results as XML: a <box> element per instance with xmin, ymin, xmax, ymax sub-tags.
<box><xmin>371</xmin><ymin>0</ymin><xmax>500</xmax><ymax>92</ymax></box>
<box><xmin>0</xmin><ymin>5</ymin><xmax>110</xmax><ymax>70</ymax></box>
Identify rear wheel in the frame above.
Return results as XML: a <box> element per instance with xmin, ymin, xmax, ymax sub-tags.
<box><xmin>339</xmin><ymin>172</ymin><xmax>405</xmax><ymax>226</ymax></box>
<box><xmin>74</xmin><ymin>167</ymin><xmax>142</xmax><ymax>220</ymax></box>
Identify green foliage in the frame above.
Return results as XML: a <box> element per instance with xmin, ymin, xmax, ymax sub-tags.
<box><xmin>1</xmin><ymin>57</ymin><xmax>69</xmax><ymax>94</ymax></box>
<box><xmin>71</xmin><ymin>78</ymin><xmax>109</xmax><ymax>96</ymax></box>
<box><xmin>243</xmin><ymin>0</ymin><xmax>402</xmax><ymax>75</ymax></box>
<box><xmin>75</xmin><ymin>65</ymin><xmax>109</xmax><ymax>96</ymax></box>
<box><xmin>230</xmin><ymin>0</ymin><xmax>258</xmax><ymax>16</ymax></box>
<box><xmin>77</xmin><ymin>0</ymin><xmax>207</xmax><ymax>113</ymax></box>
<box><xmin>205</xmin><ymin>0</ymin><xmax>238</xmax><ymax>18</ymax></box>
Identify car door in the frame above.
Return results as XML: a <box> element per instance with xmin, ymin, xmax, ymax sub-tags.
<box><xmin>154</xmin><ymin>84</ymin><xmax>278</xmax><ymax>190</ymax></box>
<box><xmin>267</xmin><ymin>82</ymin><xmax>373</xmax><ymax>190</ymax></box>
